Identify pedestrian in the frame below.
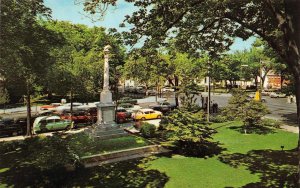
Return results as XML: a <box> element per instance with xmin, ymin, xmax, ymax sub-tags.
<box><xmin>215</xmin><ymin>103</ymin><xmax>218</xmax><ymax>113</ymax></box>
<box><xmin>212</xmin><ymin>103</ymin><xmax>216</xmax><ymax>113</ymax></box>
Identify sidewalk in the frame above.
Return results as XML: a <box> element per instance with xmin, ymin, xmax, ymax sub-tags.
<box><xmin>280</xmin><ymin>125</ymin><xmax>299</xmax><ymax>134</ymax></box>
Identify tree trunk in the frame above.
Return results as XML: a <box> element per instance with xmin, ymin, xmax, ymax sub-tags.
<box><xmin>174</xmin><ymin>75</ymin><xmax>179</xmax><ymax>107</ymax></box>
<box><xmin>26</xmin><ymin>94</ymin><xmax>32</xmax><ymax>137</ymax></box>
<box><xmin>70</xmin><ymin>88</ymin><xmax>73</xmax><ymax>116</ymax></box>
<box><xmin>254</xmin><ymin>77</ymin><xmax>258</xmax><ymax>90</ymax></box>
<box><xmin>155</xmin><ymin>81</ymin><xmax>158</xmax><ymax>102</ymax></box>
<box><xmin>283</xmin><ymin>1</ymin><xmax>300</xmax><ymax>185</ymax></box>
<box><xmin>294</xmin><ymin>74</ymin><xmax>300</xmax><ymax>186</ymax></box>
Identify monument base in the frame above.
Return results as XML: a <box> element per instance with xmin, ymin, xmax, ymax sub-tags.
<box><xmin>84</xmin><ymin>102</ymin><xmax>128</xmax><ymax>139</ymax></box>
<box><xmin>96</xmin><ymin>102</ymin><xmax>115</xmax><ymax>125</ymax></box>
<box><xmin>86</xmin><ymin>123</ymin><xmax>128</xmax><ymax>140</ymax></box>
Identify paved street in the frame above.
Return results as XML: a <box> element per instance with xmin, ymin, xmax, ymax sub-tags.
<box><xmin>160</xmin><ymin>92</ymin><xmax>298</xmax><ymax>126</ymax></box>
<box><xmin>1</xmin><ymin>94</ymin><xmax>297</xmax><ymax>125</ymax></box>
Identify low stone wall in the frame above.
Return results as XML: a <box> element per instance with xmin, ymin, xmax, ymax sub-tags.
<box><xmin>81</xmin><ymin>144</ymin><xmax>167</xmax><ymax>168</ymax></box>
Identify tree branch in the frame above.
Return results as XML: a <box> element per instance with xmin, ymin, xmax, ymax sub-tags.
<box><xmin>224</xmin><ymin>13</ymin><xmax>284</xmax><ymax>58</ymax></box>
<box><xmin>162</xmin><ymin>1</ymin><xmax>205</xmax><ymax>35</ymax></box>
<box><xmin>265</xmin><ymin>0</ymin><xmax>286</xmax><ymax>29</ymax></box>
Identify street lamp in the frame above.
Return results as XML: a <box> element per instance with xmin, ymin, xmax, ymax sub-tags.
<box><xmin>207</xmin><ymin>47</ymin><xmax>214</xmax><ymax>122</ymax></box>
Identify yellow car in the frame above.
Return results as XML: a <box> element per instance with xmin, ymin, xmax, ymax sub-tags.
<box><xmin>133</xmin><ymin>109</ymin><xmax>162</xmax><ymax>121</ymax></box>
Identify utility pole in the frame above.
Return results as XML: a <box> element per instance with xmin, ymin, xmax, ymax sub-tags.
<box><xmin>207</xmin><ymin>61</ymin><xmax>211</xmax><ymax>122</ymax></box>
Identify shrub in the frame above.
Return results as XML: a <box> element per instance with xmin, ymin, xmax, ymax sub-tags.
<box><xmin>260</xmin><ymin>118</ymin><xmax>281</xmax><ymax>128</ymax></box>
<box><xmin>159</xmin><ymin>109</ymin><xmax>217</xmax><ymax>156</ymax></box>
<box><xmin>140</xmin><ymin>122</ymin><xmax>156</xmax><ymax>138</ymax></box>
<box><xmin>23</xmin><ymin>135</ymin><xmax>80</xmax><ymax>170</ymax></box>
<box><xmin>210</xmin><ymin>115</ymin><xmax>228</xmax><ymax>123</ymax></box>
<box><xmin>223</xmin><ymin>89</ymin><xmax>269</xmax><ymax>127</ymax></box>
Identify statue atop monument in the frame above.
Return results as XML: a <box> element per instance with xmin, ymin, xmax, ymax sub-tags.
<box><xmin>104</xmin><ymin>45</ymin><xmax>112</xmax><ymax>53</ymax></box>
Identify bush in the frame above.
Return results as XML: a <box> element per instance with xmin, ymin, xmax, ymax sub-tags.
<box><xmin>260</xmin><ymin>118</ymin><xmax>281</xmax><ymax>128</ymax></box>
<box><xmin>159</xmin><ymin>109</ymin><xmax>217</xmax><ymax>156</ymax></box>
<box><xmin>210</xmin><ymin>115</ymin><xmax>228</xmax><ymax>123</ymax></box>
<box><xmin>140</xmin><ymin>122</ymin><xmax>156</xmax><ymax>138</ymax></box>
<box><xmin>223</xmin><ymin>89</ymin><xmax>269</xmax><ymax>126</ymax></box>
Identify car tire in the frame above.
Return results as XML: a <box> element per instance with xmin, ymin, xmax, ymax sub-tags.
<box><xmin>66</xmin><ymin>125</ymin><xmax>72</xmax><ymax>130</ymax></box>
<box><xmin>157</xmin><ymin>115</ymin><xmax>161</xmax><ymax>119</ymax></box>
<box><xmin>141</xmin><ymin>117</ymin><xmax>146</xmax><ymax>121</ymax></box>
<box><xmin>118</xmin><ymin>118</ymin><xmax>125</xmax><ymax>124</ymax></box>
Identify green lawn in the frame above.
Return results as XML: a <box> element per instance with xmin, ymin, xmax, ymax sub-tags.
<box><xmin>147</xmin><ymin>121</ymin><xmax>298</xmax><ymax>187</ymax></box>
<box><xmin>0</xmin><ymin>121</ymin><xmax>298</xmax><ymax>187</ymax></box>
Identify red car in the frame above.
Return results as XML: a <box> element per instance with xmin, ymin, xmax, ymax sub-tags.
<box><xmin>86</xmin><ymin>107</ymin><xmax>97</xmax><ymax>123</ymax></box>
<box><xmin>116</xmin><ymin>111</ymin><xmax>127</xmax><ymax>124</ymax></box>
<box><xmin>82</xmin><ymin>107</ymin><xmax>129</xmax><ymax>124</ymax></box>
<box><xmin>40</xmin><ymin>103</ymin><xmax>61</xmax><ymax>111</ymax></box>
<box><xmin>60</xmin><ymin>110</ymin><xmax>92</xmax><ymax>127</ymax></box>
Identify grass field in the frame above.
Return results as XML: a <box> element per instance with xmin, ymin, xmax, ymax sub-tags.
<box><xmin>0</xmin><ymin>121</ymin><xmax>298</xmax><ymax>187</ymax></box>
<box><xmin>147</xmin><ymin>121</ymin><xmax>298</xmax><ymax>187</ymax></box>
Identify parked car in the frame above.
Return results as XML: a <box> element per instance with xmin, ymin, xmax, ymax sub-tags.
<box><xmin>116</xmin><ymin>107</ymin><xmax>132</xmax><ymax>119</ymax></box>
<box><xmin>0</xmin><ymin>118</ymin><xmax>26</xmax><ymax>136</ymax></box>
<box><xmin>247</xmin><ymin>93</ymin><xmax>255</xmax><ymax>98</ymax></box>
<box><xmin>116</xmin><ymin>110</ymin><xmax>128</xmax><ymax>124</ymax></box>
<box><xmin>133</xmin><ymin>109</ymin><xmax>162</xmax><ymax>121</ymax></box>
<box><xmin>40</xmin><ymin>103</ymin><xmax>61</xmax><ymax>111</ymax></box>
<box><xmin>86</xmin><ymin>107</ymin><xmax>98</xmax><ymax>123</ymax></box>
<box><xmin>55</xmin><ymin>102</ymin><xmax>84</xmax><ymax>113</ymax></box>
<box><xmin>136</xmin><ymin>86</ymin><xmax>146</xmax><ymax>94</ymax></box>
<box><xmin>261</xmin><ymin>91</ymin><xmax>271</xmax><ymax>96</ymax></box>
<box><xmin>269</xmin><ymin>92</ymin><xmax>286</xmax><ymax>98</ymax></box>
<box><xmin>38</xmin><ymin>110</ymin><xmax>57</xmax><ymax>116</ymax></box>
<box><xmin>33</xmin><ymin>116</ymin><xmax>73</xmax><ymax>134</ymax></box>
<box><xmin>149</xmin><ymin>101</ymin><xmax>176</xmax><ymax>113</ymax></box>
<box><xmin>125</xmin><ymin>86</ymin><xmax>136</xmax><ymax>93</ymax></box>
<box><xmin>161</xmin><ymin>87</ymin><xmax>174</xmax><ymax>92</ymax></box>
<box><xmin>246</xmin><ymin>92</ymin><xmax>267</xmax><ymax>102</ymax></box>
<box><xmin>118</xmin><ymin>97</ymin><xmax>138</xmax><ymax>105</ymax></box>
<box><xmin>60</xmin><ymin>110</ymin><xmax>92</xmax><ymax>127</ymax></box>
<box><xmin>146</xmin><ymin>89</ymin><xmax>157</xmax><ymax>96</ymax></box>
<box><xmin>246</xmin><ymin>95</ymin><xmax>267</xmax><ymax>103</ymax></box>
<box><xmin>118</xmin><ymin>103</ymin><xmax>142</xmax><ymax>113</ymax></box>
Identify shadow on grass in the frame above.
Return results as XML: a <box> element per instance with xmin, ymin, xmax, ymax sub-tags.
<box><xmin>219</xmin><ymin>149</ymin><xmax>298</xmax><ymax>187</ymax></box>
<box><xmin>281</xmin><ymin>112</ymin><xmax>298</xmax><ymax>127</ymax></box>
<box><xmin>229</xmin><ymin>125</ymin><xmax>276</xmax><ymax>135</ymax></box>
<box><xmin>67</xmin><ymin>158</ymin><xmax>169</xmax><ymax>187</ymax></box>
<box><xmin>171</xmin><ymin>141</ymin><xmax>226</xmax><ymax>158</ymax></box>
<box><xmin>0</xmin><ymin>138</ymin><xmax>169</xmax><ymax>187</ymax></box>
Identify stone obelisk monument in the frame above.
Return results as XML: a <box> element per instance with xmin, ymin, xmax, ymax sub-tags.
<box><xmin>96</xmin><ymin>45</ymin><xmax>116</xmax><ymax>125</ymax></box>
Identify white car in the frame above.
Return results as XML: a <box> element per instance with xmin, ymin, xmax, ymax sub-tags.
<box><xmin>269</xmin><ymin>92</ymin><xmax>286</xmax><ymax>98</ymax></box>
<box><xmin>55</xmin><ymin>102</ymin><xmax>84</xmax><ymax>113</ymax></box>
<box><xmin>118</xmin><ymin>103</ymin><xmax>142</xmax><ymax>113</ymax></box>
<box><xmin>162</xmin><ymin>87</ymin><xmax>174</xmax><ymax>92</ymax></box>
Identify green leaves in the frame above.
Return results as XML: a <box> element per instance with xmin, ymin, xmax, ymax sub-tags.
<box><xmin>159</xmin><ymin>109</ymin><xmax>214</xmax><ymax>143</ymax></box>
<box><xmin>223</xmin><ymin>89</ymin><xmax>269</xmax><ymax>127</ymax></box>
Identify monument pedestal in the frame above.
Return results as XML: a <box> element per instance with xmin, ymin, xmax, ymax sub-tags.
<box><xmin>85</xmin><ymin>102</ymin><xmax>127</xmax><ymax>139</ymax></box>
<box><xmin>96</xmin><ymin>102</ymin><xmax>115</xmax><ymax>125</ymax></box>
